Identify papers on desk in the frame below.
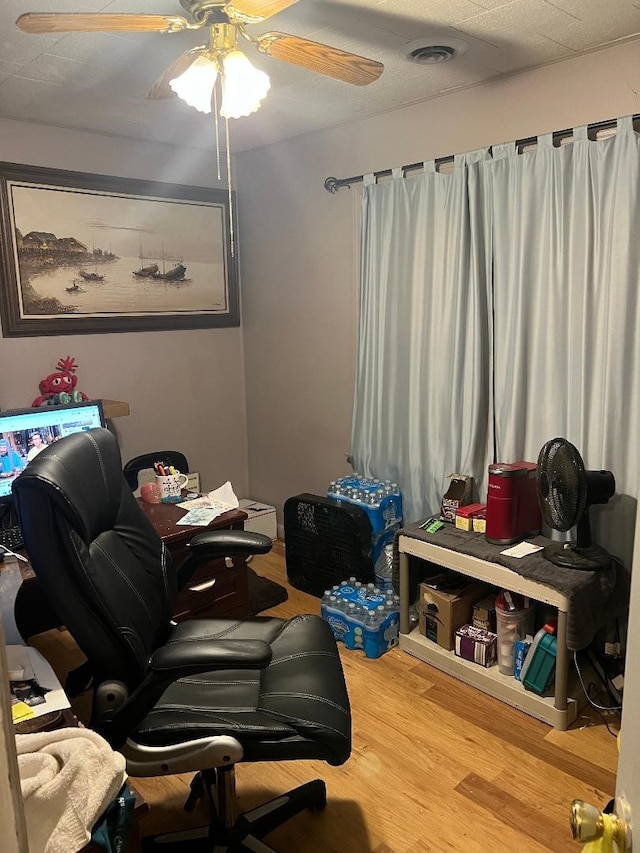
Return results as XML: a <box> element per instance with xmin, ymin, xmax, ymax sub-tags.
<box><xmin>177</xmin><ymin>507</ymin><xmax>229</xmax><ymax>526</ymax></box>
<box><xmin>7</xmin><ymin>645</ymin><xmax>70</xmax><ymax>723</ymax></box>
<box><xmin>177</xmin><ymin>480</ymin><xmax>239</xmax><ymax>526</ymax></box>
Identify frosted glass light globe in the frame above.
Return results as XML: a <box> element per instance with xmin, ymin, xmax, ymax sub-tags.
<box><xmin>220</xmin><ymin>50</ymin><xmax>270</xmax><ymax>119</ymax></box>
<box><xmin>169</xmin><ymin>56</ymin><xmax>218</xmax><ymax>114</ymax></box>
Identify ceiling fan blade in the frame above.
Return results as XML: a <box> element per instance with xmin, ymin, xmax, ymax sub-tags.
<box><xmin>147</xmin><ymin>47</ymin><xmax>208</xmax><ymax>100</ymax></box>
<box><xmin>225</xmin><ymin>0</ymin><xmax>298</xmax><ymax>24</ymax></box>
<box><xmin>16</xmin><ymin>13</ymin><xmax>192</xmax><ymax>35</ymax></box>
<box><xmin>256</xmin><ymin>32</ymin><xmax>383</xmax><ymax>85</ymax></box>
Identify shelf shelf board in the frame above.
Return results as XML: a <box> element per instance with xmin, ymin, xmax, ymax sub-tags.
<box><xmin>398</xmin><ymin>534</ymin><xmax>569</xmax><ymax>609</ymax></box>
<box><xmin>399</xmin><ymin>627</ymin><xmax>577</xmax><ymax>729</ymax></box>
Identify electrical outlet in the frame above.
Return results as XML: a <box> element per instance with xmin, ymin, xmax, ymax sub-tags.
<box><xmin>605</xmin><ymin>642</ymin><xmax>621</xmax><ymax>657</ymax></box>
<box><xmin>186</xmin><ymin>472</ymin><xmax>201</xmax><ymax>493</ymax></box>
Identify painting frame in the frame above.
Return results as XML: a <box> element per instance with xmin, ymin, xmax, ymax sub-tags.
<box><xmin>0</xmin><ymin>162</ymin><xmax>240</xmax><ymax>337</ymax></box>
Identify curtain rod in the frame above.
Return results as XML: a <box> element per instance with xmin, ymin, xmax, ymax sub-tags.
<box><xmin>323</xmin><ymin>114</ymin><xmax>639</xmax><ymax>193</ymax></box>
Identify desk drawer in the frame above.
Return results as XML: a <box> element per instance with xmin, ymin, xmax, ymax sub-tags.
<box><xmin>173</xmin><ymin>557</ymin><xmax>248</xmax><ymax>621</ymax></box>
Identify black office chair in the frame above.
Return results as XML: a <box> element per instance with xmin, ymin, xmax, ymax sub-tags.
<box><xmin>123</xmin><ymin>450</ymin><xmax>189</xmax><ymax>491</ymax></box>
<box><xmin>13</xmin><ymin>429</ymin><xmax>351</xmax><ymax>852</ymax></box>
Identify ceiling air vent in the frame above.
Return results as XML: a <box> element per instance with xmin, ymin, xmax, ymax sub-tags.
<box><xmin>406</xmin><ymin>36</ymin><xmax>468</xmax><ymax>65</ymax></box>
<box><xmin>410</xmin><ymin>45</ymin><xmax>455</xmax><ymax>64</ymax></box>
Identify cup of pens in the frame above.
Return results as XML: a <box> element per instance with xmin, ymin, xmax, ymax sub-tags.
<box><xmin>154</xmin><ymin>462</ymin><xmax>189</xmax><ymax>503</ymax></box>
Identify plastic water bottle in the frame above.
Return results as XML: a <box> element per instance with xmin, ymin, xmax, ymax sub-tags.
<box><xmin>374</xmin><ymin>542</ymin><xmax>394</xmax><ymax>593</ymax></box>
<box><xmin>365</xmin><ymin>609</ymin><xmax>379</xmax><ymax>629</ymax></box>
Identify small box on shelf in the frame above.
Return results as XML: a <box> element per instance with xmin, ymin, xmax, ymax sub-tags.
<box><xmin>454</xmin><ymin>503</ymin><xmax>487</xmax><ymax>532</ymax></box>
<box><xmin>454</xmin><ymin>624</ymin><xmax>497</xmax><ymax>667</ymax></box>
<box><xmin>472</xmin><ymin>594</ymin><xmax>497</xmax><ymax>632</ymax></box>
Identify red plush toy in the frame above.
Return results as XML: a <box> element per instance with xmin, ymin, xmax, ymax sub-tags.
<box><xmin>32</xmin><ymin>356</ymin><xmax>89</xmax><ymax>407</ymax></box>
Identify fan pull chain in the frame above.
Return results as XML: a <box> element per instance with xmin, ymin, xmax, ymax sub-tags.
<box><xmin>211</xmin><ymin>78</ymin><xmax>233</xmax><ymax>258</ymax></box>
<box><xmin>213</xmin><ymin>83</ymin><xmax>222</xmax><ymax>181</ymax></box>
<box><xmin>225</xmin><ymin>116</ymin><xmax>235</xmax><ymax>259</ymax></box>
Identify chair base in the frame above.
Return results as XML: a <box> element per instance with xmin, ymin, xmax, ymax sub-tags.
<box><xmin>143</xmin><ymin>774</ymin><xmax>327</xmax><ymax>853</ymax></box>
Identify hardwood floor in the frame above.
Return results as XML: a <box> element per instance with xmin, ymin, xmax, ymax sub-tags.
<box><xmin>31</xmin><ymin>541</ymin><xmax>620</xmax><ymax>852</ymax></box>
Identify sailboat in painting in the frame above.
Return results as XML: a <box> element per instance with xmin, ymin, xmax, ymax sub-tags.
<box><xmin>134</xmin><ymin>240</ymin><xmax>188</xmax><ymax>282</ymax></box>
<box><xmin>79</xmin><ymin>240</ymin><xmax>105</xmax><ymax>281</ymax></box>
<box><xmin>154</xmin><ymin>262</ymin><xmax>187</xmax><ymax>281</ymax></box>
<box><xmin>132</xmin><ymin>242</ymin><xmax>159</xmax><ymax>278</ymax></box>
<box><xmin>132</xmin><ymin>261</ymin><xmax>159</xmax><ymax>278</ymax></box>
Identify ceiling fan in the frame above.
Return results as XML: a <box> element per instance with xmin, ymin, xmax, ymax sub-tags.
<box><xmin>16</xmin><ymin>0</ymin><xmax>384</xmax><ymax>116</ymax></box>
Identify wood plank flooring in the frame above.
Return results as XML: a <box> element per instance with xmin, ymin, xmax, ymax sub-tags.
<box><xmin>30</xmin><ymin>541</ymin><xmax>620</xmax><ymax>853</ymax></box>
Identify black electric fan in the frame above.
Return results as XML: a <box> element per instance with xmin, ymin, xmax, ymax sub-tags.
<box><xmin>283</xmin><ymin>493</ymin><xmax>374</xmax><ymax>596</ymax></box>
<box><xmin>536</xmin><ymin>437</ymin><xmax>615</xmax><ymax>571</ymax></box>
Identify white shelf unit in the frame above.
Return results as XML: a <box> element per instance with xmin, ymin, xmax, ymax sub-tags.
<box><xmin>397</xmin><ymin>533</ymin><xmax>577</xmax><ymax>730</ymax></box>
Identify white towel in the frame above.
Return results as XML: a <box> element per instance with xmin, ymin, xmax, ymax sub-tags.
<box><xmin>16</xmin><ymin>727</ymin><xmax>127</xmax><ymax>853</ymax></box>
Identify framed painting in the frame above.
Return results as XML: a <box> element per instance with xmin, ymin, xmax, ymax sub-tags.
<box><xmin>0</xmin><ymin>162</ymin><xmax>239</xmax><ymax>336</ymax></box>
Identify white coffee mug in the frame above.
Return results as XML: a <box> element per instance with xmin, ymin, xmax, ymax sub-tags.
<box><xmin>156</xmin><ymin>472</ymin><xmax>189</xmax><ymax>503</ymax></box>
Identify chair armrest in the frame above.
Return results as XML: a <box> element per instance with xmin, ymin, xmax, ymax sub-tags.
<box><xmin>188</xmin><ymin>530</ymin><xmax>273</xmax><ymax>557</ymax></box>
<box><xmin>177</xmin><ymin>530</ymin><xmax>272</xmax><ymax>590</ymax></box>
<box><xmin>149</xmin><ymin>639</ymin><xmax>272</xmax><ymax>677</ymax></box>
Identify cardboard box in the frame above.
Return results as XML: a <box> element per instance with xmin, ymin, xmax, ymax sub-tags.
<box><xmin>455</xmin><ymin>503</ymin><xmax>487</xmax><ymax>532</ymax></box>
<box><xmin>472</xmin><ymin>594</ymin><xmax>497</xmax><ymax>632</ymax></box>
<box><xmin>418</xmin><ymin>580</ymin><xmax>490</xmax><ymax>650</ymax></box>
<box><xmin>472</xmin><ymin>511</ymin><xmax>487</xmax><ymax>534</ymax></box>
<box><xmin>239</xmin><ymin>500</ymin><xmax>277</xmax><ymax>541</ymax></box>
<box><xmin>455</xmin><ymin>624</ymin><xmax>497</xmax><ymax>667</ymax></box>
<box><xmin>440</xmin><ymin>474</ymin><xmax>473</xmax><ymax>523</ymax></box>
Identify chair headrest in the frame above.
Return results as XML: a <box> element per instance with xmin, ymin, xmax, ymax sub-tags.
<box><xmin>13</xmin><ymin>427</ymin><xmax>126</xmax><ymax>541</ymax></box>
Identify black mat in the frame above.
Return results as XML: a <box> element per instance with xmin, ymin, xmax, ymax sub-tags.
<box><xmin>247</xmin><ymin>567</ymin><xmax>288</xmax><ymax>615</ymax></box>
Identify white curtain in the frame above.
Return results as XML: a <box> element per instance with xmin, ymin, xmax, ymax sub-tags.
<box><xmin>352</xmin><ymin>117</ymin><xmax>640</xmax><ymax>564</ymax></box>
<box><xmin>351</xmin><ymin>152</ymin><xmax>493</xmax><ymax>523</ymax></box>
<box><xmin>489</xmin><ymin>117</ymin><xmax>640</xmax><ymax>566</ymax></box>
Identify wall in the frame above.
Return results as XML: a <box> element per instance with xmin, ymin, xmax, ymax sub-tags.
<box><xmin>237</xmin><ymin>41</ymin><xmax>640</xmax><ymax>531</ymax></box>
<box><xmin>0</xmin><ymin>119</ymin><xmax>249</xmax><ymax>496</ymax></box>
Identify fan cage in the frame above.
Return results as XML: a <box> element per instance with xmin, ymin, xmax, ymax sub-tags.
<box><xmin>537</xmin><ymin>437</ymin><xmax>586</xmax><ymax>531</ymax></box>
<box><xmin>283</xmin><ymin>493</ymin><xmax>374</xmax><ymax>597</ymax></box>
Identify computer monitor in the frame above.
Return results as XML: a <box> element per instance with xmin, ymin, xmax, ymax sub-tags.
<box><xmin>0</xmin><ymin>400</ymin><xmax>105</xmax><ymax>501</ymax></box>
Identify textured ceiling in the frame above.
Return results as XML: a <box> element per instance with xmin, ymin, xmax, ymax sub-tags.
<box><xmin>1</xmin><ymin>0</ymin><xmax>640</xmax><ymax>152</ymax></box>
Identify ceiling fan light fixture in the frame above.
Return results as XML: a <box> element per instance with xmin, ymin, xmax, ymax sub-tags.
<box><xmin>220</xmin><ymin>49</ymin><xmax>270</xmax><ymax>119</ymax></box>
<box><xmin>169</xmin><ymin>54</ymin><xmax>218</xmax><ymax>113</ymax></box>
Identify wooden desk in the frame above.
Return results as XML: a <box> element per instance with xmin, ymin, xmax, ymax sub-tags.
<box><xmin>7</xmin><ymin>503</ymin><xmax>249</xmax><ymax>638</ymax></box>
<box><xmin>137</xmin><ymin>501</ymin><xmax>250</xmax><ymax>621</ymax></box>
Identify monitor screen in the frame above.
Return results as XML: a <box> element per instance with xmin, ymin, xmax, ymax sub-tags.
<box><xmin>0</xmin><ymin>400</ymin><xmax>105</xmax><ymax>500</ymax></box>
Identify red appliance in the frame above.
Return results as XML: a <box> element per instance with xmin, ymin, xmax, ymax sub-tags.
<box><xmin>485</xmin><ymin>462</ymin><xmax>541</xmax><ymax>545</ymax></box>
